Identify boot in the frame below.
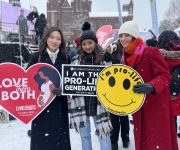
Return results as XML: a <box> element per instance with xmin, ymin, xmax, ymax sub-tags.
<box><xmin>111</xmin><ymin>142</ymin><xmax>118</xmax><ymax>150</ymax></box>
<box><xmin>122</xmin><ymin>139</ymin><xmax>130</xmax><ymax>148</ymax></box>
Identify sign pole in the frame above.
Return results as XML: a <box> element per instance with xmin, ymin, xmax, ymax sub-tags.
<box><xmin>149</xmin><ymin>0</ymin><xmax>159</xmax><ymax>36</ymax></box>
<box><xmin>117</xmin><ymin>0</ymin><xmax>123</xmax><ymax>26</ymax></box>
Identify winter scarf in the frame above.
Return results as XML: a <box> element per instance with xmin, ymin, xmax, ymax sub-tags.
<box><xmin>69</xmin><ymin>55</ymin><xmax>112</xmax><ymax>139</ymax></box>
<box><xmin>120</xmin><ymin>37</ymin><xmax>146</xmax><ymax>67</ymax></box>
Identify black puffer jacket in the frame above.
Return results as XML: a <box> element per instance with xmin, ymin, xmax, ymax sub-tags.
<box><xmin>84</xmin><ymin>56</ymin><xmax>97</xmax><ymax>116</ymax></box>
<box><xmin>34</xmin><ymin>14</ymin><xmax>46</xmax><ymax>33</ymax></box>
<box><xmin>112</xmin><ymin>50</ymin><xmax>121</xmax><ymax>64</ymax></box>
<box><xmin>85</xmin><ymin>53</ymin><xmax>112</xmax><ymax>116</ymax></box>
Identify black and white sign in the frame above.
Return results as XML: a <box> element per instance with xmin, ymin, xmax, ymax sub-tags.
<box><xmin>62</xmin><ymin>65</ymin><xmax>105</xmax><ymax>96</ymax></box>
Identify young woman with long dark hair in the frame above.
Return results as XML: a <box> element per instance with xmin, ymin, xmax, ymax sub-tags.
<box><xmin>69</xmin><ymin>22</ymin><xmax>112</xmax><ymax>150</ymax></box>
<box><xmin>27</xmin><ymin>27</ymin><xmax>71</xmax><ymax>150</ymax></box>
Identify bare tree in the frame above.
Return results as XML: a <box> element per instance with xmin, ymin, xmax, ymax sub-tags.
<box><xmin>60</xmin><ymin>14</ymin><xmax>88</xmax><ymax>41</ymax></box>
<box><xmin>165</xmin><ymin>0</ymin><xmax>180</xmax><ymax>28</ymax></box>
<box><xmin>69</xmin><ymin>14</ymin><xmax>88</xmax><ymax>30</ymax></box>
<box><xmin>66</xmin><ymin>13</ymin><xmax>94</xmax><ymax>39</ymax></box>
<box><xmin>159</xmin><ymin>19</ymin><xmax>174</xmax><ymax>33</ymax></box>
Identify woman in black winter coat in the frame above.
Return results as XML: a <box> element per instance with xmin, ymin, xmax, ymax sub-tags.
<box><xmin>27</xmin><ymin>27</ymin><xmax>71</xmax><ymax>150</ymax></box>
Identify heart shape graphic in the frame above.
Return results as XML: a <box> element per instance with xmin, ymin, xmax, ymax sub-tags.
<box><xmin>96</xmin><ymin>25</ymin><xmax>119</xmax><ymax>49</ymax></box>
<box><xmin>0</xmin><ymin>63</ymin><xmax>61</xmax><ymax>124</ymax></box>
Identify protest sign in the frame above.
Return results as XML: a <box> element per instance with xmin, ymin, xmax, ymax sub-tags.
<box><xmin>0</xmin><ymin>63</ymin><xmax>61</xmax><ymax>124</ymax></box>
<box><xmin>62</xmin><ymin>64</ymin><xmax>105</xmax><ymax>96</ymax></box>
<box><xmin>96</xmin><ymin>25</ymin><xmax>119</xmax><ymax>49</ymax></box>
<box><xmin>96</xmin><ymin>64</ymin><xmax>146</xmax><ymax>115</ymax></box>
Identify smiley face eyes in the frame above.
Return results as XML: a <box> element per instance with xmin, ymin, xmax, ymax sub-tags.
<box><xmin>123</xmin><ymin>79</ymin><xmax>131</xmax><ymax>90</ymax></box>
<box><xmin>108</xmin><ymin>77</ymin><xmax>131</xmax><ymax>90</ymax></box>
<box><xmin>109</xmin><ymin>76</ymin><xmax>116</xmax><ymax>87</ymax></box>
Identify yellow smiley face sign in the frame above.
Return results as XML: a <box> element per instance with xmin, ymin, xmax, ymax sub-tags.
<box><xmin>96</xmin><ymin>64</ymin><xmax>146</xmax><ymax>115</ymax></box>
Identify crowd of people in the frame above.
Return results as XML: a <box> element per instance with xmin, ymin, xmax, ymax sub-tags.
<box><xmin>25</xmin><ymin>20</ymin><xmax>180</xmax><ymax>150</ymax></box>
<box><xmin>16</xmin><ymin>9</ymin><xmax>47</xmax><ymax>44</ymax></box>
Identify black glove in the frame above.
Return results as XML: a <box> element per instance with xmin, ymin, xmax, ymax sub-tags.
<box><xmin>103</xmin><ymin>52</ymin><xmax>112</xmax><ymax>62</ymax></box>
<box><xmin>133</xmin><ymin>83</ymin><xmax>155</xmax><ymax>94</ymax></box>
<box><xmin>52</xmin><ymin>87</ymin><xmax>62</xmax><ymax>96</ymax></box>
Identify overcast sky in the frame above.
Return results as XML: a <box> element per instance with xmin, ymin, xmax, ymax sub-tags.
<box><xmin>2</xmin><ymin>0</ymin><xmax>170</xmax><ymax>31</ymax></box>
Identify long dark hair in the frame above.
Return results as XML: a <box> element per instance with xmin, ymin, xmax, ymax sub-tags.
<box><xmin>39</xmin><ymin>27</ymin><xmax>67</xmax><ymax>59</ymax></box>
<box><xmin>116</xmin><ymin>40</ymin><xmax>123</xmax><ymax>60</ymax></box>
<box><xmin>156</xmin><ymin>30</ymin><xmax>180</xmax><ymax>50</ymax></box>
<box><xmin>34</xmin><ymin>66</ymin><xmax>61</xmax><ymax>90</ymax></box>
<box><xmin>80</xmin><ymin>43</ymin><xmax>103</xmax><ymax>65</ymax></box>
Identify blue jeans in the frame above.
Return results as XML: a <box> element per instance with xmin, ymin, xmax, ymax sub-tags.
<box><xmin>79</xmin><ymin>116</ymin><xmax>111</xmax><ymax>150</ymax></box>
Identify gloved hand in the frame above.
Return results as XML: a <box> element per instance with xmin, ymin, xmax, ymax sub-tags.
<box><xmin>103</xmin><ymin>52</ymin><xmax>112</xmax><ymax>62</ymax></box>
<box><xmin>133</xmin><ymin>83</ymin><xmax>155</xmax><ymax>94</ymax></box>
<box><xmin>52</xmin><ymin>87</ymin><xmax>62</xmax><ymax>96</ymax></box>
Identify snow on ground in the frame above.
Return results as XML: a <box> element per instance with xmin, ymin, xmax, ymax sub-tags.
<box><xmin>0</xmin><ymin>115</ymin><xmax>180</xmax><ymax>150</ymax></box>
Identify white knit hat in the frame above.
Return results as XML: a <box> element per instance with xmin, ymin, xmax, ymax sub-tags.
<box><xmin>118</xmin><ymin>21</ymin><xmax>139</xmax><ymax>38</ymax></box>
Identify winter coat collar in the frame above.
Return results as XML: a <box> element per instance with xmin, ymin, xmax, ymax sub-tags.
<box><xmin>159</xmin><ymin>49</ymin><xmax>180</xmax><ymax>59</ymax></box>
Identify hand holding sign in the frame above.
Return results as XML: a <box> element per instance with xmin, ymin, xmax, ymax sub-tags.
<box><xmin>52</xmin><ymin>87</ymin><xmax>62</xmax><ymax>96</ymax></box>
<box><xmin>133</xmin><ymin>83</ymin><xmax>155</xmax><ymax>94</ymax></box>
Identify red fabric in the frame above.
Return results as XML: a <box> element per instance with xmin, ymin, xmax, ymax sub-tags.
<box><xmin>124</xmin><ymin>37</ymin><xmax>144</xmax><ymax>54</ymax></box>
<box><xmin>132</xmin><ymin>47</ymin><xmax>178</xmax><ymax>150</ymax></box>
<box><xmin>172</xmin><ymin>96</ymin><xmax>180</xmax><ymax>116</ymax></box>
<box><xmin>163</xmin><ymin>56</ymin><xmax>180</xmax><ymax>115</ymax></box>
<box><xmin>75</xmin><ymin>36</ymin><xmax>80</xmax><ymax>47</ymax></box>
<box><xmin>121</xmin><ymin>38</ymin><xmax>145</xmax><ymax>68</ymax></box>
<box><xmin>164</xmin><ymin>58</ymin><xmax>180</xmax><ymax>72</ymax></box>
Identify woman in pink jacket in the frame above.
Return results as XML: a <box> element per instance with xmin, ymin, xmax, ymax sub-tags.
<box><xmin>118</xmin><ymin>21</ymin><xmax>178</xmax><ymax>150</ymax></box>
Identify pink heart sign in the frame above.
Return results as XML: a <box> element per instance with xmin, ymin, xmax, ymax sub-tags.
<box><xmin>0</xmin><ymin>63</ymin><xmax>61</xmax><ymax>124</ymax></box>
<box><xmin>96</xmin><ymin>25</ymin><xmax>119</xmax><ymax>49</ymax></box>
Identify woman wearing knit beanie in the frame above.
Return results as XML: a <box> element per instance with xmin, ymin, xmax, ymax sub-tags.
<box><xmin>69</xmin><ymin>22</ymin><xmax>112</xmax><ymax>150</ymax></box>
<box><xmin>118</xmin><ymin>21</ymin><xmax>178</xmax><ymax>150</ymax></box>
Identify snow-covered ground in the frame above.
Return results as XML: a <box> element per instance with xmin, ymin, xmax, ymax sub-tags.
<box><xmin>1</xmin><ymin>115</ymin><xmax>180</xmax><ymax>150</ymax></box>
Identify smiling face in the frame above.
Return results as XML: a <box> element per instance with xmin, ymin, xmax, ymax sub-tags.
<box><xmin>81</xmin><ymin>39</ymin><xmax>96</xmax><ymax>54</ymax></box>
<box><xmin>96</xmin><ymin>65</ymin><xmax>146</xmax><ymax>115</ymax></box>
<box><xmin>47</xmin><ymin>31</ymin><xmax>61</xmax><ymax>53</ymax></box>
<box><xmin>119</xmin><ymin>33</ymin><xmax>133</xmax><ymax>48</ymax></box>
<box><xmin>104</xmin><ymin>45</ymin><xmax>111</xmax><ymax>53</ymax></box>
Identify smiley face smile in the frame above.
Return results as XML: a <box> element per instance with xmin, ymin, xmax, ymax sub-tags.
<box><xmin>102</xmin><ymin>93</ymin><xmax>136</xmax><ymax>107</ymax></box>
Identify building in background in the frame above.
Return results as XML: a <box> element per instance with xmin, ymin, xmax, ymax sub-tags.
<box><xmin>47</xmin><ymin>0</ymin><xmax>134</xmax><ymax>41</ymax></box>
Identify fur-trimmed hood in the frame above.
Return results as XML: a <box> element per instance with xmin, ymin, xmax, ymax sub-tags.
<box><xmin>159</xmin><ymin>49</ymin><xmax>180</xmax><ymax>59</ymax></box>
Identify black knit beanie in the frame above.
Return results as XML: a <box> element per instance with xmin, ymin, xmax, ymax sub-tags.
<box><xmin>80</xmin><ymin>22</ymin><xmax>98</xmax><ymax>44</ymax></box>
